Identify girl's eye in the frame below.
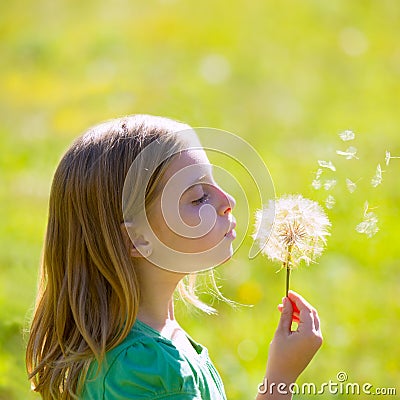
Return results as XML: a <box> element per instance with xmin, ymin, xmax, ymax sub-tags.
<box><xmin>192</xmin><ymin>193</ymin><xmax>210</xmax><ymax>205</ymax></box>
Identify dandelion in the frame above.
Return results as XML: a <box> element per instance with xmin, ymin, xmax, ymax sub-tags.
<box><xmin>339</xmin><ymin>130</ymin><xmax>355</xmax><ymax>141</ymax></box>
<box><xmin>385</xmin><ymin>151</ymin><xmax>391</xmax><ymax>166</ymax></box>
<box><xmin>312</xmin><ymin>179</ymin><xmax>322</xmax><ymax>190</ymax></box>
<box><xmin>345</xmin><ymin>178</ymin><xmax>357</xmax><ymax>193</ymax></box>
<box><xmin>371</xmin><ymin>164</ymin><xmax>383</xmax><ymax>187</ymax></box>
<box><xmin>325</xmin><ymin>195</ymin><xmax>336</xmax><ymax>209</ymax></box>
<box><xmin>336</xmin><ymin>146</ymin><xmax>359</xmax><ymax>160</ymax></box>
<box><xmin>355</xmin><ymin>201</ymin><xmax>379</xmax><ymax>238</ymax></box>
<box><xmin>385</xmin><ymin>150</ymin><xmax>400</xmax><ymax>166</ymax></box>
<box><xmin>323</xmin><ymin>179</ymin><xmax>337</xmax><ymax>191</ymax></box>
<box><xmin>253</xmin><ymin>194</ymin><xmax>331</xmax><ymax>296</ymax></box>
<box><xmin>311</xmin><ymin>168</ymin><xmax>323</xmax><ymax>190</ymax></box>
<box><xmin>315</xmin><ymin>168</ymin><xmax>323</xmax><ymax>179</ymax></box>
<box><xmin>318</xmin><ymin>160</ymin><xmax>336</xmax><ymax>171</ymax></box>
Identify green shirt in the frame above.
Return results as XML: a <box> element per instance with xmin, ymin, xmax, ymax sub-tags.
<box><xmin>80</xmin><ymin>320</ymin><xmax>227</xmax><ymax>399</ymax></box>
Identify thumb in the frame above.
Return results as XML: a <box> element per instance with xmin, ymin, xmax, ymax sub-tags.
<box><xmin>276</xmin><ymin>297</ymin><xmax>293</xmax><ymax>334</ymax></box>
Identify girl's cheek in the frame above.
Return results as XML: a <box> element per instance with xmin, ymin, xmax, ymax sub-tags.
<box><xmin>180</xmin><ymin>206</ymin><xmax>201</xmax><ymax>227</ymax></box>
<box><xmin>178</xmin><ymin>204</ymin><xmax>222</xmax><ymax>239</ymax></box>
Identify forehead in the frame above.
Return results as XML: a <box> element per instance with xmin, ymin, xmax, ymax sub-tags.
<box><xmin>162</xmin><ymin>149</ymin><xmax>212</xmax><ymax>184</ymax></box>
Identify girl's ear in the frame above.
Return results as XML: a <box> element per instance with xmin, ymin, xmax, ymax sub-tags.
<box><xmin>120</xmin><ymin>222</ymin><xmax>153</xmax><ymax>258</ymax></box>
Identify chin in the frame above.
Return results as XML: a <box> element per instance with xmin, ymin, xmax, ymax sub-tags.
<box><xmin>216</xmin><ymin>245</ymin><xmax>234</xmax><ymax>266</ymax></box>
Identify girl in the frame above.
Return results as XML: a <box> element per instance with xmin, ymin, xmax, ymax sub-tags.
<box><xmin>26</xmin><ymin>114</ymin><xmax>322</xmax><ymax>399</ymax></box>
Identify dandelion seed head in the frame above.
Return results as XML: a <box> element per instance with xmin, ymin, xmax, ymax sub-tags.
<box><xmin>346</xmin><ymin>178</ymin><xmax>357</xmax><ymax>193</ymax></box>
<box><xmin>371</xmin><ymin>164</ymin><xmax>383</xmax><ymax>187</ymax></box>
<box><xmin>312</xmin><ymin>179</ymin><xmax>322</xmax><ymax>190</ymax></box>
<box><xmin>356</xmin><ymin>209</ymin><xmax>379</xmax><ymax>238</ymax></box>
<box><xmin>362</xmin><ymin>201</ymin><xmax>370</xmax><ymax>216</ymax></box>
<box><xmin>385</xmin><ymin>150</ymin><xmax>391</xmax><ymax>166</ymax></box>
<box><xmin>336</xmin><ymin>146</ymin><xmax>359</xmax><ymax>160</ymax></box>
<box><xmin>311</xmin><ymin>169</ymin><xmax>324</xmax><ymax>190</ymax></box>
<box><xmin>325</xmin><ymin>195</ymin><xmax>336</xmax><ymax>209</ymax></box>
<box><xmin>339</xmin><ymin>130</ymin><xmax>355</xmax><ymax>141</ymax></box>
<box><xmin>278</xmin><ymin>220</ymin><xmax>307</xmax><ymax>247</ymax></box>
<box><xmin>385</xmin><ymin>150</ymin><xmax>400</xmax><ymax>166</ymax></box>
<box><xmin>323</xmin><ymin>179</ymin><xmax>337</xmax><ymax>191</ymax></box>
<box><xmin>355</xmin><ymin>201</ymin><xmax>379</xmax><ymax>238</ymax></box>
<box><xmin>253</xmin><ymin>194</ymin><xmax>331</xmax><ymax>268</ymax></box>
<box><xmin>318</xmin><ymin>160</ymin><xmax>336</xmax><ymax>171</ymax></box>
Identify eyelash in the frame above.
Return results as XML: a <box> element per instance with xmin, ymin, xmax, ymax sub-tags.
<box><xmin>192</xmin><ymin>193</ymin><xmax>210</xmax><ymax>205</ymax></box>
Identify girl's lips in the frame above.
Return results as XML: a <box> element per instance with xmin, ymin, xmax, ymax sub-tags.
<box><xmin>225</xmin><ymin>220</ymin><xmax>237</xmax><ymax>238</ymax></box>
<box><xmin>224</xmin><ymin>228</ymin><xmax>236</xmax><ymax>239</ymax></box>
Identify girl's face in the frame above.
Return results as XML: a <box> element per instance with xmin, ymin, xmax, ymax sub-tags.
<box><xmin>145</xmin><ymin>148</ymin><xmax>236</xmax><ymax>272</ymax></box>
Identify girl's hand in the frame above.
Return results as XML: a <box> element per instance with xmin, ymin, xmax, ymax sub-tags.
<box><xmin>257</xmin><ymin>291</ymin><xmax>322</xmax><ymax>399</ymax></box>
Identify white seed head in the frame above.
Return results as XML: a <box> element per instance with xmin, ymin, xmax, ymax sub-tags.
<box><xmin>339</xmin><ymin>130</ymin><xmax>355</xmax><ymax>141</ymax></box>
<box><xmin>254</xmin><ymin>194</ymin><xmax>331</xmax><ymax>268</ymax></box>
<box><xmin>318</xmin><ymin>160</ymin><xmax>336</xmax><ymax>171</ymax></box>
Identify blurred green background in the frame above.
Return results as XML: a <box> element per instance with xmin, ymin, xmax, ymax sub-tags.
<box><xmin>1</xmin><ymin>0</ymin><xmax>399</xmax><ymax>399</ymax></box>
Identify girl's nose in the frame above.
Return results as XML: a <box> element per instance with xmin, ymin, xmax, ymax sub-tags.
<box><xmin>218</xmin><ymin>189</ymin><xmax>236</xmax><ymax>215</ymax></box>
<box><xmin>225</xmin><ymin>192</ymin><xmax>236</xmax><ymax>213</ymax></box>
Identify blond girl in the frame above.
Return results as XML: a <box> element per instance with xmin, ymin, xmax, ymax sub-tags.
<box><xmin>26</xmin><ymin>115</ymin><xmax>322</xmax><ymax>399</ymax></box>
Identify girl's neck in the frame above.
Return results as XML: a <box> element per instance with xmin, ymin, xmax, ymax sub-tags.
<box><xmin>136</xmin><ymin>298</ymin><xmax>175</xmax><ymax>332</ymax></box>
<box><xmin>135</xmin><ymin>260</ymin><xmax>185</xmax><ymax>333</ymax></box>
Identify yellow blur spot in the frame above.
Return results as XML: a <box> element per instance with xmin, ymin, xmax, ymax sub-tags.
<box><xmin>237</xmin><ymin>281</ymin><xmax>263</xmax><ymax>305</ymax></box>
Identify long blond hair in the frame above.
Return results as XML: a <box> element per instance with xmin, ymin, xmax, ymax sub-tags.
<box><xmin>26</xmin><ymin>115</ymin><xmax>219</xmax><ymax>399</ymax></box>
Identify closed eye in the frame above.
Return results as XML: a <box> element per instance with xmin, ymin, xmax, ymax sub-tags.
<box><xmin>192</xmin><ymin>193</ymin><xmax>210</xmax><ymax>205</ymax></box>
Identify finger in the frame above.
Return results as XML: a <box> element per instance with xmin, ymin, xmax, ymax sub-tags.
<box><xmin>287</xmin><ymin>290</ymin><xmax>314</xmax><ymax>311</ymax></box>
<box><xmin>277</xmin><ymin>304</ymin><xmax>300</xmax><ymax>323</ymax></box>
<box><xmin>312</xmin><ymin>308</ymin><xmax>321</xmax><ymax>333</ymax></box>
<box><xmin>288</xmin><ymin>291</ymin><xmax>316</xmax><ymax>331</ymax></box>
<box><xmin>276</xmin><ymin>297</ymin><xmax>293</xmax><ymax>334</ymax></box>
<box><xmin>279</xmin><ymin>302</ymin><xmax>300</xmax><ymax>315</ymax></box>
<box><xmin>289</xmin><ymin>298</ymin><xmax>300</xmax><ymax>314</ymax></box>
<box><xmin>278</xmin><ymin>303</ymin><xmax>299</xmax><ymax>315</ymax></box>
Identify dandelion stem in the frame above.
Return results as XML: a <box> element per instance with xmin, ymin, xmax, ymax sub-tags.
<box><xmin>286</xmin><ymin>266</ymin><xmax>290</xmax><ymax>297</ymax></box>
<box><xmin>284</xmin><ymin>244</ymin><xmax>293</xmax><ymax>297</ymax></box>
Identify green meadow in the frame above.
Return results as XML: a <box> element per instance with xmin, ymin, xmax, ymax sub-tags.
<box><xmin>1</xmin><ymin>1</ymin><xmax>399</xmax><ymax>399</ymax></box>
